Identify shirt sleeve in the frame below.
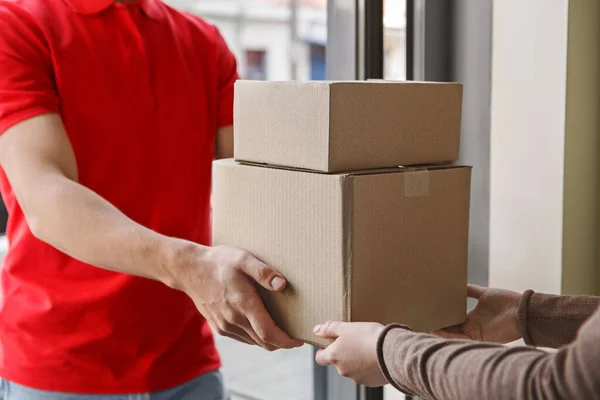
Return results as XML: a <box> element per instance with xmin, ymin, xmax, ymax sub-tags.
<box><xmin>0</xmin><ymin>3</ymin><xmax>59</xmax><ymax>136</ymax></box>
<box><xmin>518</xmin><ymin>290</ymin><xmax>600</xmax><ymax>348</ymax></box>
<box><xmin>213</xmin><ymin>28</ymin><xmax>239</xmax><ymax>129</ymax></box>
<box><xmin>378</xmin><ymin>305</ymin><xmax>600</xmax><ymax>400</ymax></box>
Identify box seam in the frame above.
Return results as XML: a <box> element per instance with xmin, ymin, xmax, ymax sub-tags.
<box><xmin>341</xmin><ymin>176</ymin><xmax>354</xmax><ymax>322</ymax></box>
<box><xmin>327</xmin><ymin>85</ymin><xmax>332</xmax><ymax>172</ymax></box>
<box><xmin>230</xmin><ymin>159</ymin><xmax>472</xmax><ymax>175</ymax></box>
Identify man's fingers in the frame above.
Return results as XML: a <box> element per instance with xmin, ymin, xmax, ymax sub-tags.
<box><xmin>234</xmin><ymin>316</ymin><xmax>278</xmax><ymax>351</ymax></box>
<box><xmin>249</xmin><ymin>317</ymin><xmax>300</xmax><ymax>350</ymax></box>
<box><xmin>245</xmin><ymin>299</ymin><xmax>302</xmax><ymax>349</ymax></box>
<box><xmin>209</xmin><ymin>319</ymin><xmax>256</xmax><ymax>346</ymax></box>
<box><xmin>220</xmin><ymin>330</ymin><xmax>256</xmax><ymax>346</ymax></box>
<box><xmin>242</xmin><ymin>259</ymin><xmax>287</xmax><ymax>292</ymax></box>
<box><xmin>242</xmin><ymin>326</ymin><xmax>276</xmax><ymax>351</ymax></box>
<box><xmin>222</xmin><ymin>324</ymin><xmax>259</xmax><ymax>346</ymax></box>
<box><xmin>467</xmin><ymin>284</ymin><xmax>487</xmax><ymax>300</ymax></box>
<box><xmin>210</xmin><ymin>315</ymin><xmax>259</xmax><ymax>346</ymax></box>
<box><xmin>313</xmin><ymin>321</ymin><xmax>348</xmax><ymax>339</ymax></box>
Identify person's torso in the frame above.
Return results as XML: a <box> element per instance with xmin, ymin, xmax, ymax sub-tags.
<box><xmin>0</xmin><ymin>0</ymin><xmax>224</xmax><ymax>393</ymax></box>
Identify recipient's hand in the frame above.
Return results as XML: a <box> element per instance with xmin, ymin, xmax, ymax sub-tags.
<box><xmin>174</xmin><ymin>245</ymin><xmax>302</xmax><ymax>351</ymax></box>
<box><xmin>314</xmin><ymin>322</ymin><xmax>388</xmax><ymax>387</ymax></box>
<box><xmin>434</xmin><ymin>284</ymin><xmax>521</xmax><ymax>343</ymax></box>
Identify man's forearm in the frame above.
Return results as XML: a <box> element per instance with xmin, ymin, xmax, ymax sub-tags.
<box><xmin>28</xmin><ymin>172</ymin><xmax>204</xmax><ymax>287</ymax></box>
<box><xmin>0</xmin><ymin>114</ymin><xmax>300</xmax><ymax>351</ymax></box>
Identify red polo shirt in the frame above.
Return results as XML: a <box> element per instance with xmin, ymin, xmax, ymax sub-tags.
<box><xmin>0</xmin><ymin>0</ymin><xmax>238</xmax><ymax>393</ymax></box>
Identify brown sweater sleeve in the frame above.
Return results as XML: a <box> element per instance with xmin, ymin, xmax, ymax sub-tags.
<box><xmin>377</xmin><ymin>307</ymin><xmax>600</xmax><ymax>400</ymax></box>
<box><xmin>518</xmin><ymin>290</ymin><xmax>600</xmax><ymax>348</ymax></box>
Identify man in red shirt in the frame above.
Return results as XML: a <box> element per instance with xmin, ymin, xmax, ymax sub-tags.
<box><xmin>0</xmin><ymin>0</ymin><xmax>301</xmax><ymax>397</ymax></box>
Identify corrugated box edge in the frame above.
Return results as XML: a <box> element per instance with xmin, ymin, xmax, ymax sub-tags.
<box><xmin>341</xmin><ymin>175</ymin><xmax>354</xmax><ymax>324</ymax></box>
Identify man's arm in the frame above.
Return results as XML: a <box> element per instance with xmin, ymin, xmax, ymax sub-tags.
<box><xmin>0</xmin><ymin>114</ymin><xmax>300</xmax><ymax>351</ymax></box>
<box><xmin>215</xmin><ymin>125</ymin><xmax>233</xmax><ymax>159</ymax></box>
<box><xmin>0</xmin><ymin>5</ymin><xmax>299</xmax><ymax>351</ymax></box>
<box><xmin>213</xmin><ymin>23</ymin><xmax>236</xmax><ymax>161</ymax></box>
<box><xmin>0</xmin><ymin>114</ymin><xmax>180</xmax><ymax>282</ymax></box>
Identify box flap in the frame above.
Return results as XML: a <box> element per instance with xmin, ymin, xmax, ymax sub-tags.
<box><xmin>234</xmin><ymin>159</ymin><xmax>470</xmax><ymax>177</ymax></box>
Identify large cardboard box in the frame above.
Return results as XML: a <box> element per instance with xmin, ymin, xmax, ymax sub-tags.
<box><xmin>212</xmin><ymin>160</ymin><xmax>471</xmax><ymax>346</ymax></box>
<box><xmin>234</xmin><ymin>80</ymin><xmax>463</xmax><ymax>173</ymax></box>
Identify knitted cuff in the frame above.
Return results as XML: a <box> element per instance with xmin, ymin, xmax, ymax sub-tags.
<box><xmin>376</xmin><ymin>324</ymin><xmax>412</xmax><ymax>388</ymax></box>
<box><xmin>517</xmin><ymin>289</ymin><xmax>535</xmax><ymax>346</ymax></box>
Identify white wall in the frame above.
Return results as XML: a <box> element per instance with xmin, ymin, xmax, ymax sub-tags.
<box><xmin>490</xmin><ymin>0</ymin><xmax>570</xmax><ymax>293</ymax></box>
<box><xmin>384</xmin><ymin>385</ymin><xmax>405</xmax><ymax>400</ymax></box>
<box><xmin>452</xmin><ymin>0</ymin><xmax>493</xmax><ymax>290</ymax></box>
<box><xmin>165</xmin><ymin>0</ymin><xmax>327</xmax><ymax>81</ymax></box>
<box><xmin>201</xmin><ymin>17</ymin><xmax>313</xmax><ymax>81</ymax></box>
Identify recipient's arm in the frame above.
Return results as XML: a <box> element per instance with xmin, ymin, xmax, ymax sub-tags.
<box><xmin>437</xmin><ymin>285</ymin><xmax>600</xmax><ymax>349</ymax></box>
<box><xmin>518</xmin><ymin>291</ymin><xmax>600</xmax><ymax>348</ymax></box>
<box><xmin>0</xmin><ymin>113</ymin><xmax>191</xmax><ymax>286</ymax></box>
<box><xmin>379</xmin><ymin>306</ymin><xmax>600</xmax><ymax>400</ymax></box>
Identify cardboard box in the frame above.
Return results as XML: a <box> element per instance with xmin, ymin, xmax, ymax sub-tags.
<box><xmin>212</xmin><ymin>160</ymin><xmax>471</xmax><ymax>346</ymax></box>
<box><xmin>234</xmin><ymin>80</ymin><xmax>463</xmax><ymax>173</ymax></box>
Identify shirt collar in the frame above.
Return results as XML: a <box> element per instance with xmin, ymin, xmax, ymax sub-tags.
<box><xmin>62</xmin><ymin>0</ymin><xmax>165</xmax><ymax>21</ymax></box>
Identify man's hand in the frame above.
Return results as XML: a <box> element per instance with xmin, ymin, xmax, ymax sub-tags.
<box><xmin>174</xmin><ymin>245</ymin><xmax>302</xmax><ymax>351</ymax></box>
<box><xmin>314</xmin><ymin>321</ymin><xmax>387</xmax><ymax>387</ymax></box>
<box><xmin>433</xmin><ymin>284</ymin><xmax>521</xmax><ymax>343</ymax></box>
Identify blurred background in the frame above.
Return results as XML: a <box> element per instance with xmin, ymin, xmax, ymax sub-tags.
<box><xmin>0</xmin><ymin>0</ymin><xmax>598</xmax><ymax>399</ymax></box>
<box><xmin>163</xmin><ymin>0</ymin><xmax>406</xmax><ymax>83</ymax></box>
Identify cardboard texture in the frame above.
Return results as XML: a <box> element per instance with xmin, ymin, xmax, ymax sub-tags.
<box><xmin>212</xmin><ymin>160</ymin><xmax>471</xmax><ymax>347</ymax></box>
<box><xmin>233</xmin><ymin>80</ymin><xmax>463</xmax><ymax>172</ymax></box>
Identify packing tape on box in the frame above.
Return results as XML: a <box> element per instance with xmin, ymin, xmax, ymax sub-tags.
<box><xmin>404</xmin><ymin>170</ymin><xmax>430</xmax><ymax>198</ymax></box>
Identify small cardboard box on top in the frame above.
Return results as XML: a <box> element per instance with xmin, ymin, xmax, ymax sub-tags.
<box><xmin>212</xmin><ymin>160</ymin><xmax>471</xmax><ymax>346</ymax></box>
<box><xmin>233</xmin><ymin>80</ymin><xmax>463</xmax><ymax>173</ymax></box>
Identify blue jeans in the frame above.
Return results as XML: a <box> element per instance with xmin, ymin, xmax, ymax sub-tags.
<box><xmin>0</xmin><ymin>371</ymin><xmax>227</xmax><ymax>400</ymax></box>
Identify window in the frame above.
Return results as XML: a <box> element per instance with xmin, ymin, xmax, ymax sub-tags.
<box><xmin>384</xmin><ymin>0</ymin><xmax>407</xmax><ymax>80</ymax></box>
<box><xmin>310</xmin><ymin>44</ymin><xmax>326</xmax><ymax>80</ymax></box>
<box><xmin>167</xmin><ymin>0</ymin><xmax>328</xmax><ymax>82</ymax></box>
<box><xmin>245</xmin><ymin>50</ymin><xmax>267</xmax><ymax>80</ymax></box>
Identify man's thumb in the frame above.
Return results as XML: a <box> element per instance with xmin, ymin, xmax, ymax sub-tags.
<box><xmin>243</xmin><ymin>260</ymin><xmax>287</xmax><ymax>291</ymax></box>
